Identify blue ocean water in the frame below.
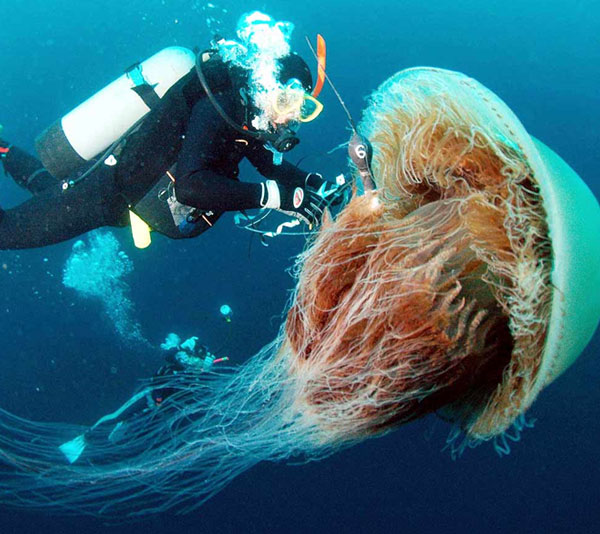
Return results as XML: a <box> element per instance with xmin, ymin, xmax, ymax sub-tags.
<box><xmin>0</xmin><ymin>0</ymin><xmax>598</xmax><ymax>532</ymax></box>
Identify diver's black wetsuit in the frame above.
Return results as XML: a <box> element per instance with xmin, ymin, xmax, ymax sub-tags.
<box><xmin>0</xmin><ymin>56</ymin><xmax>312</xmax><ymax>249</ymax></box>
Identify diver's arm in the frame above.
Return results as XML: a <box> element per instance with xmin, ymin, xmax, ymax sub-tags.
<box><xmin>174</xmin><ymin>97</ymin><xmax>263</xmax><ymax>211</ymax></box>
<box><xmin>246</xmin><ymin>144</ymin><xmax>349</xmax><ymax>215</ymax></box>
<box><xmin>175</xmin><ymin>168</ymin><xmax>263</xmax><ymax>211</ymax></box>
<box><xmin>245</xmin><ymin>144</ymin><xmax>323</xmax><ymax>189</ymax></box>
<box><xmin>174</xmin><ymin>98</ymin><xmax>327</xmax><ymax>224</ymax></box>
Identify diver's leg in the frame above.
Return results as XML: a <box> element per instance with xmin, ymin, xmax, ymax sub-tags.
<box><xmin>91</xmin><ymin>388</ymin><xmax>154</xmax><ymax>429</ymax></box>
<box><xmin>0</xmin><ymin>141</ymin><xmax>58</xmax><ymax>194</ymax></box>
<box><xmin>58</xmin><ymin>389</ymin><xmax>154</xmax><ymax>464</ymax></box>
<box><xmin>0</xmin><ymin>166</ymin><xmax>129</xmax><ymax>250</ymax></box>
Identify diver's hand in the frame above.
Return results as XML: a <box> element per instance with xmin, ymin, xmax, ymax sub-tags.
<box><xmin>280</xmin><ymin>188</ymin><xmax>327</xmax><ymax>228</ymax></box>
<box><xmin>306</xmin><ymin>172</ymin><xmax>351</xmax><ymax>208</ymax></box>
<box><xmin>260</xmin><ymin>180</ymin><xmax>326</xmax><ymax>228</ymax></box>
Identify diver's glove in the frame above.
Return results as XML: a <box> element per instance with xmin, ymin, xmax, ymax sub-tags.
<box><xmin>305</xmin><ymin>172</ymin><xmax>351</xmax><ymax>208</ymax></box>
<box><xmin>260</xmin><ymin>179</ymin><xmax>327</xmax><ymax>228</ymax></box>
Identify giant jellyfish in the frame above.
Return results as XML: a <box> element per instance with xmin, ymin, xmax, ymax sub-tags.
<box><xmin>0</xmin><ymin>68</ymin><xmax>598</xmax><ymax>516</ymax></box>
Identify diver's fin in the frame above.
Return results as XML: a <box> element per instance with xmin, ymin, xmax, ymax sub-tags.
<box><xmin>59</xmin><ymin>434</ymin><xmax>87</xmax><ymax>464</ymax></box>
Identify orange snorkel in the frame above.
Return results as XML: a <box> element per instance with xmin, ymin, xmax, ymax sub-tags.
<box><xmin>311</xmin><ymin>34</ymin><xmax>326</xmax><ymax>99</ymax></box>
<box><xmin>306</xmin><ymin>33</ymin><xmax>375</xmax><ymax>192</ymax></box>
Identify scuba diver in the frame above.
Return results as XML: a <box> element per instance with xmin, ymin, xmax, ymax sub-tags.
<box><xmin>59</xmin><ymin>333</ymin><xmax>228</xmax><ymax>464</ymax></box>
<box><xmin>0</xmin><ymin>12</ymin><xmax>345</xmax><ymax>250</ymax></box>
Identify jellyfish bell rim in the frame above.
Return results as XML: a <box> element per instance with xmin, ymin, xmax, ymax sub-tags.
<box><xmin>526</xmin><ymin>137</ymin><xmax>600</xmax><ymax>400</ymax></box>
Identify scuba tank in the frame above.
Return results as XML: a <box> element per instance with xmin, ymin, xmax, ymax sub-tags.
<box><xmin>35</xmin><ymin>47</ymin><xmax>196</xmax><ymax>179</ymax></box>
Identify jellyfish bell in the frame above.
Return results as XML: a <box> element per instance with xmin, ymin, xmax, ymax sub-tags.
<box><xmin>285</xmin><ymin>67</ymin><xmax>600</xmax><ymax>447</ymax></box>
<box><xmin>522</xmin><ymin>138</ymin><xmax>599</xmax><ymax>382</ymax></box>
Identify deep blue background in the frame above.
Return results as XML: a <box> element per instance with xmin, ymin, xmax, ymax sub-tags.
<box><xmin>0</xmin><ymin>1</ymin><xmax>599</xmax><ymax>532</ymax></box>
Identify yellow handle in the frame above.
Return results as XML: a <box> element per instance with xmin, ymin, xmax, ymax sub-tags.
<box><xmin>129</xmin><ymin>210</ymin><xmax>152</xmax><ymax>249</ymax></box>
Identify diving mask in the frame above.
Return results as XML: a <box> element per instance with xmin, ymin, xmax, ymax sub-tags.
<box><xmin>272</xmin><ymin>79</ymin><xmax>323</xmax><ymax>124</ymax></box>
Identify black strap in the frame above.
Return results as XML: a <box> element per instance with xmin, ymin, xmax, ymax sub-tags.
<box><xmin>131</xmin><ymin>83</ymin><xmax>162</xmax><ymax>109</ymax></box>
<box><xmin>125</xmin><ymin>62</ymin><xmax>162</xmax><ymax>109</ymax></box>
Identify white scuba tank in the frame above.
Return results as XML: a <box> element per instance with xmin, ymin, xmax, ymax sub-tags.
<box><xmin>35</xmin><ymin>46</ymin><xmax>196</xmax><ymax>179</ymax></box>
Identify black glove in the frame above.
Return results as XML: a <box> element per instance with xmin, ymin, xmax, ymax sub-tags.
<box><xmin>305</xmin><ymin>172</ymin><xmax>351</xmax><ymax>208</ymax></box>
<box><xmin>261</xmin><ymin>180</ymin><xmax>327</xmax><ymax>228</ymax></box>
